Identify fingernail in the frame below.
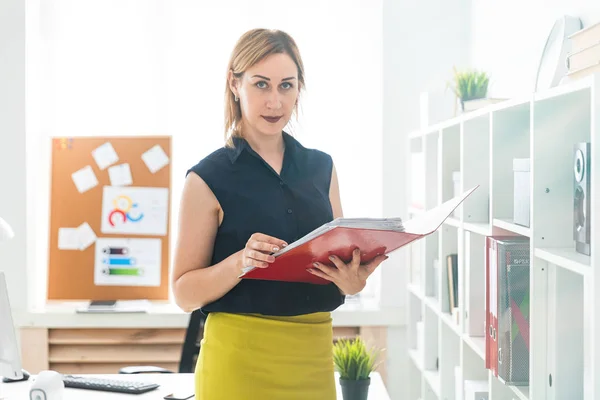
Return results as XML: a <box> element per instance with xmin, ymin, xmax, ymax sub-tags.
<box><xmin>272</xmin><ymin>247</ymin><xmax>279</xmax><ymax>252</ymax></box>
<box><xmin>329</xmin><ymin>255</ymin><xmax>335</xmax><ymax>260</ymax></box>
<box><xmin>282</xmin><ymin>242</ymin><xmax>288</xmax><ymax>247</ymax></box>
<box><xmin>306</xmin><ymin>268</ymin><xmax>314</xmax><ymax>273</ymax></box>
<box><xmin>313</xmin><ymin>262</ymin><xmax>319</xmax><ymax>267</ymax></box>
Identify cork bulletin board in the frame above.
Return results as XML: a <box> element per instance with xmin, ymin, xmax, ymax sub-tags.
<box><xmin>47</xmin><ymin>136</ymin><xmax>172</xmax><ymax>300</ymax></box>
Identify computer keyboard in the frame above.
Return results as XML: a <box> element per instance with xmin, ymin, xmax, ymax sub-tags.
<box><xmin>62</xmin><ymin>374</ymin><xmax>160</xmax><ymax>394</ymax></box>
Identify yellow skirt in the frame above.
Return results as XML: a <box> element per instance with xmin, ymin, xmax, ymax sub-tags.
<box><xmin>194</xmin><ymin>311</ymin><xmax>336</xmax><ymax>400</ymax></box>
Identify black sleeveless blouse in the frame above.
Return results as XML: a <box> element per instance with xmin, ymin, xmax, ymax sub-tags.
<box><xmin>186</xmin><ymin>132</ymin><xmax>345</xmax><ymax>316</ymax></box>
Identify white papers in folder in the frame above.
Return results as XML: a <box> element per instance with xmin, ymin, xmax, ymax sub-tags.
<box><xmin>277</xmin><ymin>217</ymin><xmax>405</xmax><ymax>255</ymax></box>
<box><xmin>402</xmin><ymin>186</ymin><xmax>478</xmax><ymax>235</ymax></box>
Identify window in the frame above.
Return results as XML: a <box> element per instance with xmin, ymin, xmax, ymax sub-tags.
<box><xmin>27</xmin><ymin>0</ymin><xmax>383</xmax><ymax>305</ymax></box>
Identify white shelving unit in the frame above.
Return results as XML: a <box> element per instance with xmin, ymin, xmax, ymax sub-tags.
<box><xmin>405</xmin><ymin>73</ymin><xmax>600</xmax><ymax>400</ymax></box>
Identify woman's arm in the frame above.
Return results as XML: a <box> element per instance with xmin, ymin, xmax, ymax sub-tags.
<box><xmin>171</xmin><ymin>172</ymin><xmax>287</xmax><ymax>312</ymax></box>
<box><xmin>171</xmin><ymin>173</ymin><xmax>243</xmax><ymax>312</ymax></box>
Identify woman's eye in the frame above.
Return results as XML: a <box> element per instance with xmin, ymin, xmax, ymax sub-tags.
<box><xmin>281</xmin><ymin>82</ymin><xmax>293</xmax><ymax>90</ymax></box>
<box><xmin>256</xmin><ymin>81</ymin><xmax>268</xmax><ymax>89</ymax></box>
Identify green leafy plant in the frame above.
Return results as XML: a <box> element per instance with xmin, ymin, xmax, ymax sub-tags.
<box><xmin>447</xmin><ymin>67</ymin><xmax>490</xmax><ymax>103</ymax></box>
<box><xmin>333</xmin><ymin>337</ymin><xmax>381</xmax><ymax>381</ymax></box>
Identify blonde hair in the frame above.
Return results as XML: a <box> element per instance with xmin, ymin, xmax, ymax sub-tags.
<box><xmin>224</xmin><ymin>28</ymin><xmax>306</xmax><ymax>147</ymax></box>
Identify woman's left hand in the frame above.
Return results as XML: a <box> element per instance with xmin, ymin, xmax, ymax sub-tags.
<box><xmin>307</xmin><ymin>248</ymin><xmax>388</xmax><ymax>296</ymax></box>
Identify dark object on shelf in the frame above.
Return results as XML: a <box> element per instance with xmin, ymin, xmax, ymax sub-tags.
<box><xmin>513</xmin><ymin>158</ymin><xmax>530</xmax><ymax>227</ymax></box>
<box><xmin>573</xmin><ymin>142</ymin><xmax>591</xmax><ymax>256</ymax></box>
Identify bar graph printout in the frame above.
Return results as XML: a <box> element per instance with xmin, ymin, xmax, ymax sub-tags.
<box><xmin>94</xmin><ymin>238</ymin><xmax>162</xmax><ymax>286</ymax></box>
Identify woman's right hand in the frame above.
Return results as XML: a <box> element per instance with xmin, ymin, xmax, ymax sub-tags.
<box><xmin>240</xmin><ymin>233</ymin><xmax>288</xmax><ymax>269</ymax></box>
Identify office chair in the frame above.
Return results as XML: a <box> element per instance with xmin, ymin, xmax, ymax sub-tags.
<box><xmin>118</xmin><ymin>309</ymin><xmax>206</xmax><ymax>374</ymax></box>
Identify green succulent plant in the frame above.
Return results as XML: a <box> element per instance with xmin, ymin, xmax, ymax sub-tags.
<box><xmin>447</xmin><ymin>67</ymin><xmax>490</xmax><ymax>103</ymax></box>
<box><xmin>333</xmin><ymin>337</ymin><xmax>381</xmax><ymax>381</ymax></box>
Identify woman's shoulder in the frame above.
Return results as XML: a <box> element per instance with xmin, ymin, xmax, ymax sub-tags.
<box><xmin>186</xmin><ymin>146</ymin><xmax>231</xmax><ymax>179</ymax></box>
<box><xmin>288</xmin><ymin>134</ymin><xmax>333</xmax><ymax>167</ymax></box>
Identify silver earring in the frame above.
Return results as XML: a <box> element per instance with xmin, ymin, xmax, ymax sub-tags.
<box><xmin>234</xmin><ymin>95</ymin><xmax>239</xmax><ymax>102</ymax></box>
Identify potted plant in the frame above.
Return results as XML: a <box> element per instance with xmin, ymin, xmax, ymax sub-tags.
<box><xmin>447</xmin><ymin>67</ymin><xmax>501</xmax><ymax>113</ymax></box>
<box><xmin>333</xmin><ymin>337</ymin><xmax>381</xmax><ymax>400</ymax></box>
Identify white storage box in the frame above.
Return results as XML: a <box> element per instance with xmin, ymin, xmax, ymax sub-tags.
<box><xmin>513</xmin><ymin>158</ymin><xmax>530</xmax><ymax>227</ymax></box>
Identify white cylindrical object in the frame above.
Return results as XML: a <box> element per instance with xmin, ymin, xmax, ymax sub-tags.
<box><xmin>29</xmin><ymin>370</ymin><xmax>64</xmax><ymax>400</ymax></box>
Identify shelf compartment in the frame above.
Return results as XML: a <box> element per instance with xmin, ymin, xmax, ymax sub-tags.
<box><xmin>534</xmin><ymin>247</ymin><xmax>590</xmax><ymax>276</ymax></box>
<box><xmin>439</xmin><ymin>124</ymin><xmax>460</xmax><ymax>204</ymax></box>
<box><xmin>424</xmin><ymin>132</ymin><xmax>440</xmax><ymax>210</ymax></box>
<box><xmin>492</xmin><ymin>218</ymin><xmax>531</xmax><ymax>237</ymax></box>
<box><xmin>439</xmin><ymin>322</ymin><xmax>460</xmax><ymax>399</ymax></box>
<box><xmin>490</xmin><ymin>101</ymin><xmax>530</xmax><ymax>225</ymax></box>
<box><xmin>463</xmin><ymin>334</ymin><xmax>485</xmax><ymax>360</ymax></box>
<box><xmin>463</xmin><ymin>222</ymin><xmax>492</xmax><ymax>236</ymax></box>
<box><xmin>423</xmin><ymin>369</ymin><xmax>441</xmax><ymax>398</ymax></box>
<box><xmin>423</xmin><ymin>379</ymin><xmax>440</xmax><ymax>400</ymax></box>
<box><xmin>547</xmin><ymin>264</ymin><xmax>584</xmax><ymax>399</ymax></box>
<box><xmin>489</xmin><ymin>372</ymin><xmax>529</xmax><ymax>400</ymax></box>
<box><xmin>444</xmin><ymin>217</ymin><xmax>461</xmax><ymax>228</ymax></box>
<box><xmin>461</xmin><ymin>337</ymin><xmax>489</xmax><ymax>399</ymax></box>
<box><xmin>408</xmin><ymin>136</ymin><xmax>425</xmax><ymax>210</ymax></box>
<box><xmin>408</xmin><ymin>353</ymin><xmax>423</xmax><ymax>400</ymax></box>
<box><xmin>423</xmin><ymin>305</ymin><xmax>439</xmax><ymax>373</ymax></box>
<box><xmin>510</xmin><ymin>385</ymin><xmax>530</xmax><ymax>400</ymax></box>
<box><xmin>532</xmin><ymin>86</ymin><xmax>591</xmax><ymax>251</ymax></box>
<box><xmin>409</xmin><ymin>349</ymin><xmax>424</xmax><ymax>371</ymax></box>
<box><xmin>464</xmin><ymin>231</ymin><xmax>486</xmax><ymax>337</ymax></box>
<box><xmin>408</xmin><ymin>239</ymin><xmax>423</xmax><ymax>288</ymax></box>
<box><xmin>439</xmin><ymin>225</ymin><xmax>459</xmax><ymax>317</ymax></box>
<box><xmin>408</xmin><ymin>287</ymin><xmax>423</xmax><ymax>351</ymax></box>
<box><xmin>461</xmin><ymin>113</ymin><xmax>491</xmax><ymax>224</ymax></box>
<box><xmin>423</xmin><ymin>233</ymin><xmax>440</xmax><ymax>299</ymax></box>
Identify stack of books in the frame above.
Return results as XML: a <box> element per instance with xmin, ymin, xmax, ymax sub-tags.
<box><xmin>566</xmin><ymin>21</ymin><xmax>600</xmax><ymax>81</ymax></box>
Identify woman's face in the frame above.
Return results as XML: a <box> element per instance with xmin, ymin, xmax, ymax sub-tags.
<box><xmin>232</xmin><ymin>53</ymin><xmax>299</xmax><ymax>139</ymax></box>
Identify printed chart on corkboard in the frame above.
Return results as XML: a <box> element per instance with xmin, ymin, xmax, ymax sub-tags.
<box><xmin>47</xmin><ymin>136</ymin><xmax>172</xmax><ymax>301</ymax></box>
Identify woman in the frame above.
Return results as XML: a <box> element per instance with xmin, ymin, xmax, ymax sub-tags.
<box><xmin>171</xmin><ymin>28</ymin><xmax>388</xmax><ymax>400</ymax></box>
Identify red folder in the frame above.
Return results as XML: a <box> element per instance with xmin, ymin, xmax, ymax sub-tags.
<box><xmin>240</xmin><ymin>186</ymin><xmax>479</xmax><ymax>285</ymax></box>
<box><xmin>485</xmin><ymin>236</ymin><xmax>491</xmax><ymax>370</ymax></box>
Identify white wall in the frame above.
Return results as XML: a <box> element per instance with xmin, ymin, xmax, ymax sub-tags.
<box><xmin>0</xmin><ymin>0</ymin><xmax>28</xmax><ymax>312</ymax></box>
<box><xmin>471</xmin><ymin>0</ymin><xmax>600</xmax><ymax>98</ymax></box>
<box><xmin>382</xmin><ymin>1</ymin><xmax>472</xmax><ymax>398</ymax></box>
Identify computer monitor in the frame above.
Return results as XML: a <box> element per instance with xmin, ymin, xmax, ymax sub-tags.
<box><xmin>0</xmin><ymin>271</ymin><xmax>28</xmax><ymax>382</ymax></box>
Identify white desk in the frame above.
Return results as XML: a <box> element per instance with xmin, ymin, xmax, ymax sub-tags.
<box><xmin>14</xmin><ymin>297</ymin><xmax>405</xmax><ymax>328</ymax></box>
<box><xmin>0</xmin><ymin>372</ymin><xmax>390</xmax><ymax>400</ymax></box>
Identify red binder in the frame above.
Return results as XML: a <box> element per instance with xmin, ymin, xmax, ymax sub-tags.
<box><xmin>485</xmin><ymin>236</ymin><xmax>491</xmax><ymax>370</ymax></box>
<box><xmin>240</xmin><ymin>186</ymin><xmax>479</xmax><ymax>285</ymax></box>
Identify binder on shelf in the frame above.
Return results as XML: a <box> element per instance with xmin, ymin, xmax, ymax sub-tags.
<box><xmin>497</xmin><ymin>237</ymin><xmax>530</xmax><ymax>385</ymax></box>
<box><xmin>240</xmin><ymin>186</ymin><xmax>479</xmax><ymax>285</ymax></box>
<box><xmin>447</xmin><ymin>253</ymin><xmax>458</xmax><ymax>310</ymax></box>
<box><xmin>485</xmin><ymin>235</ymin><xmax>530</xmax><ymax>385</ymax></box>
